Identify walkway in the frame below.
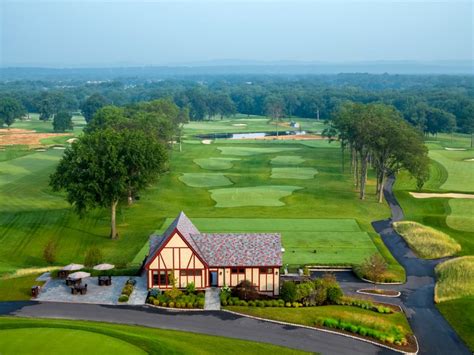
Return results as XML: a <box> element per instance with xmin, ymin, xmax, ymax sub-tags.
<box><xmin>128</xmin><ymin>276</ymin><xmax>148</xmax><ymax>305</ymax></box>
<box><xmin>204</xmin><ymin>287</ymin><xmax>221</xmax><ymax>310</ymax></box>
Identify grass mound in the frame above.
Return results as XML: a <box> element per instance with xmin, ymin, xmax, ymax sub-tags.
<box><xmin>447</xmin><ymin>199</ymin><xmax>474</xmax><ymax>232</ymax></box>
<box><xmin>179</xmin><ymin>173</ymin><xmax>233</xmax><ymax>188</ymax></box>
<box><xmin>435</xmin><ymin>256</ymin><xmax>474</xmax><ymax>303</ymax></box>
<box><xmin>270</xmin><ymin>155</ymin><xmax>306</xmax><ymax>165</ymax></box>
<box><xmin>271</xmin><ymin>167</ymin><xmax>318</xmax><ymax>180</ymax></box>
<box><xmin>436</xmin><ymin>297</ymin><xmax>474</xmax><ymax>350</ymax></box>
<box><xmin>0</xmin><ymin>328</ymin><xmax>146</xmax><ymax>355</ymax></box>
<box><xmin>209</xmin><ymin>185</ymin><xmax>303</xmax><ymax>207</ymax></box>
<box><xmin>217</xmin><ymin>146</ymin><xmax>300</xmax><ymax>156</ymax></box>
<box><xmin>194</xmin><ymin>157</ymin><xmax>240</xmax><ymax>170</ymax></box>
<box><xmin>393</xmin><ymin>221</ymin><xmax>461</xmax><ymax>258</ymax></box>
<box><xmin>0</xmin><ymin>317</ymin><xmax>305</xmax><ymax>355</ymax></box>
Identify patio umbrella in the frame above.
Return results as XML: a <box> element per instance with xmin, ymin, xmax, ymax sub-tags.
<box><xmin>93</xmin><ymin>263</ymin><xmax>115</xmax><ymax>271</ymax></box>
<box><xmin>62</xmin><ymin>263</ymin><xmax>84</xmax><ymax>271</ymax></box>
<box><xmin>68</xmin><ymin>271</ymin><xmax>91</xmax><ymax>280</ymax></box>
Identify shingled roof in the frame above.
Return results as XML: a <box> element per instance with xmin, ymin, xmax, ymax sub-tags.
<box><xmin>147</xmin><ymin>212</ymin><xmax>282</xmax><ymax>267</ymax></box>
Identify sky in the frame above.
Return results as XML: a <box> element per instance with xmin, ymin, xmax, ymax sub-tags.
<box><xmin>0</xmin><ymin>0</ymin><xmax>472</xmax><ymax>67</ymax></box>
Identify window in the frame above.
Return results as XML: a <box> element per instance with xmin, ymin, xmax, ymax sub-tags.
<box><xmin>231</xmin><ymin>268</ymin><xmax>245</xmax><ymax>274</ymax></box>
<box><xmin>260</xmin><ymin>268</ymin><xmax>273</xmax><ymax>274</ymax></box>
<box><xmin>152</xmin><ymin>271</ymin><xmax>159</xmax><ymax>286</ymax></box>
<box><xmin>159</xmin><ymin>271</ymin><xmax>167</xmax><ymax>285</ymax></box>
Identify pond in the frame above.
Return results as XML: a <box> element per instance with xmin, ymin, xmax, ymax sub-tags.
<box><xmin>196</xmin><ymin>130</ymin><xmax>313</xmax><ymax>139</ymax></box>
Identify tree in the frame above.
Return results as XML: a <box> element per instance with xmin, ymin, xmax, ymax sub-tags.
<box><xmin>0</xmin><ymin>97</ymin><xmax>25</xmax><ymax>127</ymax></box>
<box><xmin>359</xmin><ymin>254</ymin><xmax>387</xmax><ymax>283</ymax></box>
<box><xmin>232</xmin><ymin>280</ymin><xmax>259</xmax><ymax>301</ymax></box>
<box><xmin>280</xmin><ymin>281</ymin><xmax>297</xmax><ymax>302</ymax></box>
<box><xmin>84</xmin><ymin>246</ymin><xmax>103</xmax><ymax>267</ymax></box>
<box><xmin>52</xmin><ymin>111</ymin><xmax>73</xmax><ymax>132</ymax></box>
<box><xmin>38</xmin><ymin>95</ymin><xmax>54</xmax><ymax>121</ymax></box>
<box><xmin>43</xmin><ymin>239</ymin><xmax>57</xmax><ymax>264</ymax></box>
<box><xmin>264</xmin><ymin>95</ymin><xmax>285</xmax><ymax>136</ymax></box>
<box><xmin>175</xmin><ymin>108</ymin><xmax>189</xmax><ymax>152</ymax></box>
<box><xmin>50</xmin><ymin>128</ymin><xmax>167</xmax><ymax>238</ymax></box>
<box><xmin>80</xmin><ymin>93</ymin><xmax>108</xmax><ymax>123</ymax></box>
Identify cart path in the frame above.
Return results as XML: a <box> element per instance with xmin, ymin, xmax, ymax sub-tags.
<box><xmin>370</xmin><ymin>176</ymin><xmax>470</xmax><ymax>355</ymax></box>
<box><xmin>0</xmin><ymin>301</ymin><xmax>394</xmax><ymax>355</ymax></box>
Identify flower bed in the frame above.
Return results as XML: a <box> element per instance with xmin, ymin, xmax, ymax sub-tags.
<box><xmin>147</xmin><ymin>283</ymin><xmax>205</xmax><ymax>309</ymax></box>
<box><xmin>118</xmin><ymin>278</ymin><xmax>136</xmax><ymax>303</ymax></box>
<box><xmin>357</xmin><ymin>288</ymin><xmax>400</xmax><ymax>297</ymax></box>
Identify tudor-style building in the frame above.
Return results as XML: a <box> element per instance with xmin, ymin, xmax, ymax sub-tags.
<box><xmin>144</xmin><ymin>212</ymin><xmax>282</xmax><ymax>296</ymax></box>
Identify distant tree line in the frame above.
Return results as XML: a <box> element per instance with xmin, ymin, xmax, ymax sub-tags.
<box><xmin>1</xmin><ymin>74</ymin><xmax>473</xmax><ymax>139</ymax></box>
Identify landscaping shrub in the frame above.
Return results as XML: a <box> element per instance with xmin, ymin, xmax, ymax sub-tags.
<box><xmin>187</xmin><ymin>302</ymin><xmax>194</xmax><ymax>308</ymax></box>
<box><xmin>186</xmin><ymin>282</ymin><xmax>196</xmax><ymax>294</ymax></box>
<box><xmin>43</xmin><ymin>239</ymin><xmax>57</xmax><ymax>264</ymax></box>
<box><xmin>168</xmin><ymin>302</ymin><xmax>175</xmax><ymax>308</ymax></box>
<box><xmin>285</xmin><ymin>302</ymin><xmax>292</xmax><ymax>307</ymax></box>
<box><xmin>161</xmin><ymin>302</ymin><xmax>167</xmax><ymax>307</ymax></box>
<box><xmin>248</xmin><ymin>301</ymin><xmax>256</xmax><ymax>307</ymax></box>
<box><xmin>84</xmin><ymin>246</ymin><xmax>103</xmax><ymax>267</ymax></box>
<box><xmin>153</xmin><ymin>299</ymin><xmax>160</xmax><ymax>306</ymax></box>
<box><xmin>197</xmin><ymin>299</ymin><xmax>205</xmax><ymax>308</ymax></box>
<box><xmin>280</xmin><ymin>281</ymin><xmax>297</xmax><ymax>303</ymax></box>
<box><xmin>358</xmin><ymin>254</ymin><xmax>388</xmax><ymax>283</ymax></box>
<box><xmin>118</xmin><ymin>295</ymin><xmax>129</xmax><ymax>303</ymax></box>
<box><xmin>327</xmin><ymin>285</ymin><xmax>343</xmax><ymax>303</ymax></box>
<box><xmin>165</xmin><ymin>287</ymin><xmax>183</xmax><ymax>300</ymax></box>
<box><xmin>233</xmin><ymin>280</ymin><xmax>259</xmax><ymax>301</ymax></box>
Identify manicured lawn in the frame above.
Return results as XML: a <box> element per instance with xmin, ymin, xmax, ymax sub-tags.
<box><xmin>194</xmin><ymin>157</ymin><xmax>240</xmax><ymax>170</ymax></box>
<box><xmin>0</xmin><ymin>317</ymin><xmax>308</xmax><ymax>355</ymax></box>
<box><xmin>179</xmin><ymin>173</ymin><xmax>233</xmax><ymax>187</ymax></box>
<box><xmin>434</xmin><ymin>256</ymin><xmax>474</xmax><ymax>303</ymax></box>
<box><xmin>271</xmin><ymin>167</ymin><xmax>318</xmax><ymax>180</ymax></box>
<box><xmin>271</xmin><ymin>155</ymin><xmax>306</xmax><ymax>165</ymax></box>
<box><xmin>393</xmin><ymin>221</ymin><xmax>461</xmax><ymax>259</ymax></box>
<box><xmin>217</xmin><ymin>146</ymin><xmax>300</xmax><ymax>156</ymax></box>
<box><xmin>209</xmin><ymin>185</ymin><xmax>303</xmax><ymax>207</ymax></box>
<box><xmin>436</xmin><ymin>297</ymin><xmax>474</xmax><ymax>351</ymax></box>
<box><xmin>0</xmin><ymin>274</ymin><xmax>44</xmax><ymax>301</ymax></box>
<box><xmin>428</xmin><ymin>149</ymin><xmax>474</xmax><ymax>192</ymax></box>
<box><xmin>446</xmin><ymin>199</ymin><xmax>474</xmax><ymax>232</ymax></box>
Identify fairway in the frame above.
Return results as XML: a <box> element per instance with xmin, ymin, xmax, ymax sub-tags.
<box><xmin>447</xmin><ymin>199</ymin><xmax>474</xmax><ymax>232</ymax></box>
<box><xmin>429</xmin><ymin>149</ymin><xmax>474</xmax><ymax>192</ymax></box>
<box><xmin>194</xmin><ymin>157</ymin><xmax>240</xmax><ymax>170</ymax></box>
<box><xmin>271</xmin><ymin>155</ymin><xmax>306</xmax><ymax>165</ymax></box>
<box><xmin>271</xmin><ymin>167</ymin><xmax>318</xmax><ymax>180</ymax></box>
<box><xmin>142</xmin><ymin>218</ymin><xmax>378</xmax><ymax>266</ymax></box>
<box><xmin>0</xmin><ymin>328</ymin><xmax>146</xmax><ymax>355</ymax></box>
<box><xmin>217</xmin><ymin>146</ymin><xmax>300</xmax><ymax>156</ymax></box>
<box><xmin>179</xmin><ymin>173</ymin><xmax>233</xmax><ymax>187</ymax></box>
<box><xmin>209</xmin><ymin>185</ymin><xmax>303</xmax><ymax>207</ymax></box>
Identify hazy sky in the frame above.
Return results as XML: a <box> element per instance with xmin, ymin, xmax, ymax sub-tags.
<box><xmin>1</xmin><ymin>0</ymin><xmax>472</xmax><ymax>67</ymax></box>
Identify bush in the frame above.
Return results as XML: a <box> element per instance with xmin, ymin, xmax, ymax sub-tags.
<box><xmin>285</xmin><ymin>302</ymin><xmax>292</xmax><ymax>307</ymax></box>
<box><xmin>165</xmin><ymin>287</ymin><xmax>183</xmax><ymax>300</ymax></box>
<box><xmin>149</xmin><ymin>288</ymin><xmax>160</xmax><ymax>298</ymax></box>
<box><xmin>168</xmin><ymin>302</ymin><xmax>175</xmax><ymax>308</ymax></box>
<box><xmin>280</xmin><ymin>281</ymin><xmax>297</xmax><ymax>303</ymax></box>
<box><xmin>248</xmin><ymin>301</ymin><xmax>256</xmax><ymax>307</ymax></box>
<box><xmin>176</xmin><ymin>302</ymin><xmax>182</xmax><ymax>308</ymax></box>
<box><xmin>327</xmin><ymin>285</ymin><xmax>343</xmax><ymax>303</ymax></box>
<box><xmin>239</xmin><ymin>300</ymin><xmax>248</xmax><ymax>306</ymax></box>
<box><xmin>186</xmin><ymin>282</ymin><xmax>196</xmax><ymax>294</ymax></box>
<box><xmin>197</xmin><ymin>299</ymin><xmax>205</xmax><ymax>308</ymax></box>
<box><xmin>187</xmin><ymin>302</ymin><xmax>194</xmax><ymax>308</ymax></box>
<box><xmin>161</xmin><ymin>302</ymin><xmax>167</xmax><ymax>307</ymax></box>
<box><xmin>84</xmin><ymin>246</ymin><xmax>103</xmax><ymax>267</ymax></box>
<box><xmin>153</xmin><ymin>299</ymin><xmax>160</xmax><ymax>306</ymax></box>
<box><xmin>43</xmin><ymin>239</ymin><xmax>57</xmax><ymax>264</ymax></box>
<box><xmin>291</xmin><ymin>302</ymin><xmax>299</xmax><ymax>308</ymax></box>
<box><xmin>118</xmin><ymin>294</ymin><xmax>129</xmax><ymax>303</ymax></box>
<box><xmin>233</xmin><ymin>280</ymin><xmax>259</xmax><ymax>301</ymax></box>
<box><xmin>221</xmin><ymin>300</ymin><xmax>228</xmax><ymax>306</ymax></box>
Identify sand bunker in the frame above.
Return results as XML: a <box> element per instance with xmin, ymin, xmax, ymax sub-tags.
<box><xmin>232</xmin><ymin>123</ymin><xmax>247</xmax><ymax>127</ymax></box>
<box><xmin>66</xmin><ymin>138</ymin><xmax>78</xmax><ymax>144</ymax></box>
<box><xmin>202</xmin><ymin>139</ymin><xmax>212</xmax><ymax>145</ymax></box>
<box><xmin>410</xmin><ymin>192</ymin><xmax>474</xmax><ymax>199</ymax></box>
<box><xmin>240</xmin><ymin>134</ymin><xmax>324</xmax><ymax>141</ymax></box>
<box><xmin>0</xmin><ymin>128</ymin><xmax>72</xmax><ymax>147</ymax></box>
<box><xmin>445</xmin><ymin>147</ymin><xmax>467</xmax><ymax>151</ymax></box>
<box><xmin>464</xmin><ymin>158</ymin><xmax>474</xmax><ymax>162</ymax></box>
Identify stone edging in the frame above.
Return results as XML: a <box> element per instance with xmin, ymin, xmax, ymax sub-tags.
<box><xmin>222</xmin><ymin>309</ymin><xmax>419</xmax><ymax>355</ymax></box>
<box><xmin>361</xmin><ymin>277</ymin><xmax>404</xmax><ymax>285</ymax></box>
<box><xmin>356</xmin><ymin>289</ymin><xmax>401</xmax><ymax>298</ymax></box>
<box><xmin>144</xmin><ymin>304</ymin><xmax>207</xmax><ymax>312</ymax></box>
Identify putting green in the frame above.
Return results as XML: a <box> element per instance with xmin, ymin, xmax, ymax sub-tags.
<box><xmin>179</xmin><ymin>173</ymin><xmax>233</xmax><ymax>188</ymax></box>
<box><xmin>271</xmin><ymin>155</ymin><xmax>306</xmax><ymax>165</ymax></box>
<box><xmin>447</xmin><ymin>199</ymin><xmax>474</xmax><ymax>232</ymax></box>
<box><xmin>0</xmin><ymin>328</ymin><xmax>146</xmax><ymax>355</ymax></box>
<box><xmin>209</xmin><ymin>185</ymin><xmax>303</xmax><ymax>207</ymax></box>
<box><xmin>217</xmin><ymin>146</ymin><xmax>300</xmax><ymax>156</ymax></box>
<box><xmin>194</xmin><ymin>157</ymin><xmax>240</xmax><ymax>170</ymax></box>
<box><xmin>271</xmin><ymin>167</ymin><xmax>318</xmax><ymax>179</ymax></box>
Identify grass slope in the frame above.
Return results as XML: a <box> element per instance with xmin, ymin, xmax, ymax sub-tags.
<box><xmin>217</xmin><ymin>146</ymin><xmax>300</xmax><ymax>156</ymax></box>
<box><xmin>0</xmin><ymin>274</ymin><xmax>44</xmax><ymax>301</ymax></box>
<box><xmin>271</xmin><ymin>167</ymin><xmax>318</xmax><ymax>180</ymax></box>
<box><xmin>194</xmin><ymin>157</ymin><xmax>240</xmax><ymax>170</ymax></box>
<box><xmin>271</xmin><ymin>155</ymin><xmax>306</xmax><ymax>165</ymax></box>
<box><xmin>437</xmin><ymin>297</ymin><xmax>474</xmax><ymax>351</ymax></box>
<box><xmin>446</xmin><ymin>199</ymin><xmax>474</xmax><ymax>232</ymax></box>
<box><xmin>435</xmin><ymin>256</ymin><xmax>474</xmax><ymax>303</ymax></box>
<box><xmin>393</xmin><ymin>221</ymin><xmax>461</xmax><ymax>259</ymax></box>
<box><xmin>179</xmin><ymin>173</ymin><xmax>233</xmax><ymax>188</ymax></box>
<box><xmin>0</xmin><ymin>317</ymin><xmax>307</xmax><ymax>355</ymax></box>
<box><xmin>428</xmin><ymin>149</ymin><xmax>474</xmax><ymax>192</ymax></box>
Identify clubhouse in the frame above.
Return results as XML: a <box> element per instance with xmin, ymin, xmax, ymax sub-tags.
<box><xmin>144</xmin><ymin>212</ymin><xmax>282</xmax><ymax>296</ymax></box>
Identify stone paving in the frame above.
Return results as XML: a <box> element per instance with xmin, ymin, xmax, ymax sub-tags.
<box><xmin>128</xmin><ymin>276</ymin><xmax>148</xmax><ymax>305</ymax></box>
<box><xmin>204</xmin><ymin>287</ymin><xmax>221</xmax><ymax>310</ymax></box>
<box><xmin>36</xmin><ymin>276</ymin><xmax>147</xmax><ymax>305</ymax></box>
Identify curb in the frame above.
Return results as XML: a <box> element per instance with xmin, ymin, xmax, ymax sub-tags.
<box><xmin>356</xmin><ymin>289</ymin><xmax>401</xmax><ymax>298</ymax></box>
<box><xmin>144</xmin><ymin>304</ymin><xmax>208</xmax><ymax>312</ymax></box>
<box><xmin>360</xmin><ymin>277</ymin><xmax>404</xmax><ymax>285</ymax></box>
<box><xmin>222</xmin><ymin>309</ymin><xmax>419</xmax><ymax>355</ymax></box>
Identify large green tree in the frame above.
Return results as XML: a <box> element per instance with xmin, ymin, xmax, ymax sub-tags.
<box><xmin>52</xmin><ymin>111</ymin><xmax>73</xmax><ymax>132</ymax></box>
<box><xmin>80</xmin><ymin>93</ymin><xmax>108</xmax><ymax>123</ymax></box>
<box><xmin>0</xmin><ymin>97</ymin><xmax>25</xmax><ymax>127</ymax></box>
<box><xmin>50</xmin><ymin>128</ymin><xmax>167</xmax><ymax>239</ymax></box>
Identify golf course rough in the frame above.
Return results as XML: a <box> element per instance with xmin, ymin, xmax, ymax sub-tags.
<box><xmin>179</xmin><ymin>173</ymin><xmax>233</xmax><ymax>188</ymax></box>
<box><xmin>217</xmin><ymin>146</ymin><xmax>300</xmax><ymax>156</ymax></box>
<box><xmin>271</xmin><ymin>155</ymin><xmax>306</xmax><ymax>165</ymax></box>
<box><xmin>193</xmin><ymin>157</ymin><xmax>240</xmax><ymax>170</ymax></box>
<box><xmin>209</xmin><ymin>185</ymin><xmax>303</xmax><ymax>207</ymax></box>
<box><xmin>271</xmin><ymin>167</ymin><xmax>318</xmax><ymax>180</ymax></box>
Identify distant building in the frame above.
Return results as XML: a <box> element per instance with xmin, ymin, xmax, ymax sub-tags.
<box><xmin>144</xmin><ymin>212</ymin><xmax>282</xmax><ymax>295</ymax></box>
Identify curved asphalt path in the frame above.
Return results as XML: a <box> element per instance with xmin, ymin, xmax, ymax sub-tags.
<box><xmin>0</xmin><ymin>301</ymin><xmax>394</xmax><ymax>355</ymax></box>
<box><xmin>371</xmin><ymin>176</ymin><xmax>470</xmax><ymax>355</ymax></box>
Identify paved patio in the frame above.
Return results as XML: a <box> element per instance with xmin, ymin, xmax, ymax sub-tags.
<box><xmin>36</xmin><ymin>276</ymin><xmax>148</xmax><ymax>305</ymax></box>
<box><xmin>204</xmin><ymin>287</ymin><xmax>221</xmax><ymax>310</ymax></box>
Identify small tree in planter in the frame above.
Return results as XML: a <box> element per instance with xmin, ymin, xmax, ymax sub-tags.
<box><xmin>280</xmin><ymin>281</ymin><xmax>298</xmax><ymax>303</ymax></box>
<box><xmin>359</xmin><ymin>254</ymin><xmax>387</xmax><ymax>284</ymax></box>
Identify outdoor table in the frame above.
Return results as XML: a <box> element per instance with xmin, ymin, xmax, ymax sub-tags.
<box><xmin>58</xmin><ymin>270</ymin><xmax>70</xmax><ymax>279</ymax></box>
<box><xmin>72</xmin><ymin>284</ymin><xmax>87</xmax><ymax>295</ymax></box>
<box><xmin>98</xmin><ymin>276</ymin><xmax>112</xmax><ymax>286</ymax></box>
<box><xmin>65</xmin><ymin>278</ymin><xmax>81</xmax><ymax>286</ymax></box>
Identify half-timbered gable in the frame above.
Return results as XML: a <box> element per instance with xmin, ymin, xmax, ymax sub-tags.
<box><xmin>145</xmin><ymin>212</ymin><xmax>282</xmax><ymax>296</ymax></box>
